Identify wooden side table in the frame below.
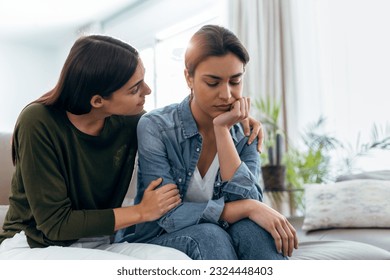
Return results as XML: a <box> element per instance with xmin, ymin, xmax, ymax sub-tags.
<box><xmin>263</xmin><ymin>188</ymin><xmax>304</xmax><ymax>217</ymax></box>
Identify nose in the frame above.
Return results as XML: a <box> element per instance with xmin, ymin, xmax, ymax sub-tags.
<box><xmin>142</xmin><ymin>82</ymin><xmax>152</xmax><ymax>96</ymax></box>
<box><xmin>219</xmin><ymin>83</ymin><xmax>232</xmax><ymax>100</ymax></box>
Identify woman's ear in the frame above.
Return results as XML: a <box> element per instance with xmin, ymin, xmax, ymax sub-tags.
<box><xmin>184</xmin><ymin>69</ymin><xmax>193</xmax><ymax>89</ymax></box>
<box><xmin>90</xmin><ymin>95</ymin><xmax>104</xmax><ymax>109</ymax></box>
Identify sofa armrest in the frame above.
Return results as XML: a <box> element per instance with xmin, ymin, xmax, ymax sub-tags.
<box><xmin>0</xmin><ymin>205</ymin><xmax>9</xmax><ymax>227</ymax></box>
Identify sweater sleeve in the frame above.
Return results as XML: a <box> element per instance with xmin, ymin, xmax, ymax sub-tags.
<box><xmin>14</xmin><ymin>106</ymin><xmax>115</xmax><ymax>243</ymax></box>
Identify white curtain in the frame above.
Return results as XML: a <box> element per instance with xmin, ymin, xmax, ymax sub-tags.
<box><xmin>228</xmin><ymin>0</ymin><xmax>301</xmax><ymax>144</ymax></box>
<box><xmin>229</xmin><ymin>0</ymin><xmax>390</xmax><ymax>170</ymax></box>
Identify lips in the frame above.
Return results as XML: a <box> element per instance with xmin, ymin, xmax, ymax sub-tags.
<box><xmin>215</xmin><ymin>104</ymin><xmax>232</xmax><ymax>111</ymax></box>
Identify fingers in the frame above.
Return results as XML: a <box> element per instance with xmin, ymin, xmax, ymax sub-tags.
<box><xmin>247</xmin><ymin>118</ymin><xmax>259</xmax><ymax>145</ymax></box>
<box><xmin>157</xmin><ymin>183</ymin><xmax>181</xmax><ymax>206</ymax></box>
<box><xmin>239</xmin><ymin>98</ymin><xmax>249</xmax><ymax>119</ymax></box>
<box><xmin>288</xmin><ymin>221</ymin><xmax>299</xmax><ymax>249</ymax></box>
<box><xmin>275</xmin><ymin>219</ymin><xmax>298</xmax><ymax>257</ymax></box>
<box><xmin>237</xmin><ymin>97</ymin><xmax>251</xmax><ymax>136</ymax></box>
<box><xmin>158</xmin><ymin>183</ymin><xmax>178</xmax><ymax>193</ymax></box>
<box><xmin>145</xmin><ymin>177</ymin><xmax>163</xmax><ymax>192</ymax></box>
<box><xmin>270</xmin><ymin>230</ymin><xmax>283</xmax><ymax>256</ymax></box>
<box><xmin>165</xmin><ymin>194</ymin><xmax>182</xmax><ymax>210</ymax></box>
<box><xmin>241</xmin><ymin>118</ymin><xmax>250</xmax><ymax>136</ymax></box>
<box><xmin>238</xmin><ymin>97</ymin><xmax>263</xmax><ymax>152</ymax></box>
<box><xmin>276</xmin><ymin>223</ymin><xmax>291</xmax><ymax>257</ymax></box>
<box><xmin>257</xmin><ymin>123</ymin><xmax>264</xmax><ymax>153</ymax></box>
<box><xmin>250</xmin><ymin>120</ymin><xmax>264</xmax><ymax>153</ymax></box>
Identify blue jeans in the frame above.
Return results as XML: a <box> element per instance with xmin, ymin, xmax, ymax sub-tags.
<box><xmin>146</xmin><ymin>219</ymin><xmax>287</xmax><ymax>260</ymax></box>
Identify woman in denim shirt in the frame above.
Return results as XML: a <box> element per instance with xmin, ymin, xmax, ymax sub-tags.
<box><xmin>119</xmin><ymin>25</ymin><xmax>298</xmax><ymax>259</ymax></box>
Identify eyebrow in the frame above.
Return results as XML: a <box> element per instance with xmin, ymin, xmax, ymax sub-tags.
<box><xmin>203</xmin><ymin>73</ymin><xmax>243</xmax><ymax>80</ymax></box>
<box><xmin>128</xmin><ymin>80</ymin><xmax>143</xmax><ymax>90</ymax></box>
<box><xmin>128</xmin><ymin>65</ymin><xmax>146</xmax><ymax>90</ymax></box>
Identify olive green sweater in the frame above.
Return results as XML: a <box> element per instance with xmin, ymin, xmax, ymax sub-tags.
<box><xmin>0</xmin><ymin>103</ymin><xmax>141</xmax><ymax>248</ymax></box>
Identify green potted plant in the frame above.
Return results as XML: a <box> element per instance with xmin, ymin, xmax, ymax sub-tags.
<box><xmin>254</xmin><ymin>96</ymin><xmax>286</xmax><ymax>191</ymax></box>
<box><xmin>255</xmin><ymin>96</ymin><xmax>390</xmax><ymax>216</ymax></box>
<box><xmin>283</xmin><ymin>117</ymin><xmax>342</xmax><ymax>214</ymax></box>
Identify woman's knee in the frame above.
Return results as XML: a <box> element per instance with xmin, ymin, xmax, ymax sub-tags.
<box><xmin>186</xmin><ymin>223</ymin><xmax>237</xmax><ymax>260</ymax></box>
<box><xmin>228</xmin><ymin>219</ymin><xmax>286</xmax><ymax>260</ymax></box>
<box><xmin>151</xmin><ymin>223</ymin><xmax>237</xmax><ymax>260</ymax></box>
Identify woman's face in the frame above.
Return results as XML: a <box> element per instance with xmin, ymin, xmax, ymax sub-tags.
<box><xmin>187</xmin><ymin>52</ymin><xmax>244</xmax><ymax>120</ymax></box>
<box><xmin>103</xmin><ymin>59</ymin><xmax>151</xmax><ymax>116</ymax></box>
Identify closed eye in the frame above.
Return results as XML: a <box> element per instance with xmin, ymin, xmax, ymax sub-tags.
<box><xmin>230</xmin><ymin>80</ymin><xmax>242</xmax><ymax>86</ymax></box>
<box><xmin>130</xmin><ymin>85</ymin><xmax>140</xmax><ymax>94</ymax></box>
<box><xmin>206</xmin><ymin>81</ymin><xmax>219</xmax><ymax>87</ymax></box>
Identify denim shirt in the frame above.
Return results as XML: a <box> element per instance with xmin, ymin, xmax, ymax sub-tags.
<box><xmin>118</xmin><ymin>95</ymin><xmax>263</xmax><ymax>243</ymax></box>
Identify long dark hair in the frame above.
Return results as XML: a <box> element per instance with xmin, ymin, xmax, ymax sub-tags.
<box><xmin>36</xmin><ymin>35</ymin><xmax>139</xmax><ymax>114</ymax></box>
<box><xmin>185</xmin><ymin>24</ymin><xmax>249</xmax><ymax>76</ymax></box>
<box><xmin>12</xmin><ymin>35</ymin><xmax>139</xmax><ymax>164</ymax></box>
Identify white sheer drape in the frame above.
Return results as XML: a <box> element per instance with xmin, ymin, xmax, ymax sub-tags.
<box><xmin>228</xmin><ymin>0</ymin><xmax>301</xmax><ymax>144</ymax></box>
<box><xmin>229</xmin><ymin>0</ymin><xmax>390</xmax><ymax>170</ymax></box>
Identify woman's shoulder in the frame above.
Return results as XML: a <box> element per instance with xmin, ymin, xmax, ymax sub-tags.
<box><xmin>16</xmin><ymin>103</ymin><xmax>62</xmax><ymax>131</ymax></box>
<box><xmin>141</xmin><ymin>103</ymin><xmax>180</xmax><ymax>124</ymax></box>
<box><xmin>20</xmin><ymin>102</ymin><xmax>46</xmax><ymax>113</ymax></box>
<box><xmin>18</xmin><ymin>103</ymin><xmax>52</xmax><ymax>122</ymax></box>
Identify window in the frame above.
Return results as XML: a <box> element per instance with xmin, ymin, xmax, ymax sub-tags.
<box><xmin>139</xmin><ymin>17</ymin><xmax>223</xmax><ymax>111</ymax></box>
<box><xmin>294</xmin><ymin>0</ymin><xmax>390</xmax><ymax>171</ymax></box>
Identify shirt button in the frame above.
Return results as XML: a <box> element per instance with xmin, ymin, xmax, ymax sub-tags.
<box><xmin>178</xmin><ymin>178</ymin><xmax>182</xmax><ymax>183</ymax></box>
<box><xmin>216</xmin><ymin>182</ymin><xmax>221</xmax><ymax>186</ymax></box>
<box><xmin>188</xmin><ymin>172</ymin><xmax>192</xmax><ymax>176</ymax></box>
<box><xmin>196</xmin><ymin>148</ymin><xmax>200</xmax><ymax>152</ymax></box>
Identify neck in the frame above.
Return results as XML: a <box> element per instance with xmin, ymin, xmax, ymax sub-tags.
<box><xmin>66</xmin><ymin>110</ymin><xmax>106</xmax><ymax>136</ymax></box>
<box><xmin>190</xmin><ymin>100</ymin><xmax>214</xmax><ymax>135</ymax></box>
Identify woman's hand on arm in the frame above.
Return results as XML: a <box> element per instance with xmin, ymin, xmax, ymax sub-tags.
<box><xmin>221</xmin><ymin>199</ymin><xmax>298</xmax><ymax>257</ymax></box>
<box><xmin>113</xmin><ymin>178</ymin><xmax>181</xmax><ymax>231</ymax></box>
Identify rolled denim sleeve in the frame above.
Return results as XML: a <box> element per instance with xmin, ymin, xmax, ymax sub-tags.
<box><xmin>216</xmin><ymin>137</ymin><xmax>263</xmax><ymax>202</ymax></box>
<box><xmin>135</xmin><ymin>116</ymin><xmax>177</xmax><ymax>203</ymax></box>
<box><xmin>158</xmin><ymin>197</ymin><xmax>225</xmax><ymax>233</ymax></box>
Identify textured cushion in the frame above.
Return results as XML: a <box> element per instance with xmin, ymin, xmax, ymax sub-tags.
<box><xmin>337</xmin><ymin>170</ymin><xmax>390</xmax><ymax>182</ymax></box>
<box><xmin>290</xmin><ymin>240</ymin><xmax>390</xmax><ymax>260</ymax></box>
<box><xmin>302</xmin><ymin>179</ymin><xmax>390</xmax><ymax>231</ymax></box>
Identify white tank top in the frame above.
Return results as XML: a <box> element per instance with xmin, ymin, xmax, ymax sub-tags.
<box><xmin>184</xmin><ymin>154</ymin><xmax>219</xmax><ymax>202</ymax></box>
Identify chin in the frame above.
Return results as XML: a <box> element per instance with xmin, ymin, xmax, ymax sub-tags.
<box><xmin>130</xmin><ymin>107</ymin><xmax>145</xmax><ymax>116</ymax></box>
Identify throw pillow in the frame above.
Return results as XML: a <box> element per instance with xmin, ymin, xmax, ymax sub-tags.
<box><xmin>302</xmin><ymin>179</ymin><xmax>390</xmax><ymax>231</ymax></box>
<box><xmin>336</xmin><ymin>170</ymin><xmax>390</xmax><ymax>182</ymax></box>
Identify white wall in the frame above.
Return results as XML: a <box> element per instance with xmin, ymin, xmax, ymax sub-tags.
<box><xmin>0</xmin><ymin>42</ymin><xmax>66</xmax><ymax>132</ymax></box>
<box><xmin>0</xmin><ymin>0</ymin><xmax>224</xmax><ymax>133</ymax></box>
<box><xmin>103</xmin><ymin>0</ymin><xmax>226</xmax><ymax>49</ymax></box>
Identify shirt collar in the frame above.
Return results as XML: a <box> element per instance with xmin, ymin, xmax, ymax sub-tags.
<box><xmin>178</xmin><ymin>95</ymin><xmax>199</xmax><ymax>139</ymax></box>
